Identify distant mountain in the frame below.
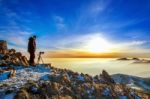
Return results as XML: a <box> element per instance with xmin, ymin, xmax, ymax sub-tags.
<box><xmin>117</xmin><ymin>57</ymin><xmax>140</xmax><ymax>61</ymax></box>
<box><xmin>112</xmin><ymin>74</ymin><xmax>150</xmax><ymax>91</ymax></box>
<box><xmin>117</xmin><ymin>57</ymin><xmax>150</xmax><ymax>64</ymax></box>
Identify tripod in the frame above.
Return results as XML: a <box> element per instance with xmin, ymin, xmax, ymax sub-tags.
<box><xmin>37</xmin><ymin>52</ymin><xmax>44</xmax><ymax>64</ymax></box>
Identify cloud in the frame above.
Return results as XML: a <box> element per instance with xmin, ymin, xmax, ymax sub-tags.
<box><xmin>53</xmin><ymin>15</ymin><xmax>66</xmax><ymax>30</ymax></box>
<box><xmin>88</xmin><ymin>0</ymin><xmax>110</xmax><ymax>15</ymax></box>
<box><xmin>0</xmin><ymin>31</ymin><xmax>33</xmax><ymax>49</ymax></box>
<box><xmin>41</xmin><ymin>32</ymin><xmax>150</xmax><ymax>58</ymax></box>
<box><xmin>53</xmin><ymin>16</ymin><xmax>64</xmax><ymax>23</ymax></box>
<box><xmin>36</xmin><ymin>32</ymin><xmax>149</xmax><ymax>53</ymax></box>
<box><xmin>113</xmin><ymin>40</ymin><xmax>147</xmax><ymax>53</ymax></box>
<box><xmin>0</xmin><ymin>1</ymin><xmax>34</xmax><ymax>51</ymax></box>
<box><xmin>119</xmin><ymin>41</ymin><xmax>146</xmax><ymax>47</ymax></box>
<box><xmin>37</xmin><ymin>33</ymin><xmax>106</xmax><ymax>51</ymax></box>
<box><xmin>73</xmin><ymin>0</ymin><xmax>111</xmax><ymax>31</ymax></box>
<box><xmin>128</xmin><ymin>41</ymin><xmax>146</xmax><ymax>46</ymax></box>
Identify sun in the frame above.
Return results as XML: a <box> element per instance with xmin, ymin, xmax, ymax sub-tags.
<box><xmin>86</xmin><ymin>37</ymin><xmax>113</xmax><ymax>53</ymax></box>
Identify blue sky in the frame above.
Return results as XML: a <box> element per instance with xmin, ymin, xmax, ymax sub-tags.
<box><xmin>0</xmin><ymin>0</ymin><xmax>150</xmax><ymax>57</ymax></box>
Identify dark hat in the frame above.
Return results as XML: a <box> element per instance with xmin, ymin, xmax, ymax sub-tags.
<box><xmin>33</xmin><ymin>35</ymin><xmax>37</xmax><ymax>39</ymax></box>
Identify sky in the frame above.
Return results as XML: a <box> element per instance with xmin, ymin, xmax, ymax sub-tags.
<box><xmin>0</xmin><ymin>0</ymin><xmax>150</xmax><ymax>58</ymax></box>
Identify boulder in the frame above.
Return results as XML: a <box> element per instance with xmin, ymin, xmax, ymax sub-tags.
<box><xmin>14</xmin><ymin>52</ymin><xmax>22</xmax><ymax>59</ymax></box>
<box><xmin>8</xmin><ymin>49</ymin><xmax>16</xmax><ymax>55</ymax></box>
<box><xmin>2</xmin><ymin>54</ymin><xmax>10</xmax><ymax>61</ymax></box>
<box><xmin>9</xmin><ymin>70</ymin><xmax>16</xmax><ymax>78</ymax></box>
<box><xmin>21</xmin><ymin>56</ymin><xmax>29</xmax><ymax>66</ymax></box>
<box><xmin>14</xmin><ymin>89</ymin><xmax>29</xmax><ymax>99</ymax></box>
<box><xmin>0</xmin><ymin>40</ymin><xmax>8</xmax><ymax>54</ymax></box>
<box><xmin>50</xmin><ymin>82</ymin><xmax>59</xmax><ymax>95</ymax></box>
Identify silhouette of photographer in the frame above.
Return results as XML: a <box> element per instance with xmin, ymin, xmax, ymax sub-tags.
<box><xmin>28</xmin><ymin>35</ymin><xmax>36</xmax><ymax>66</ymax></box>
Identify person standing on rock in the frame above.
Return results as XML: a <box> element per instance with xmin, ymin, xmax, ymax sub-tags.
<box><xmin>28</xmin><ymin>35</ymin><xmax>36</xmax><ymax>66</ymax></box>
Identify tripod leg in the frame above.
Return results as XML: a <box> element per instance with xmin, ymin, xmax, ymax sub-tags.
<box><xmin>41</xmin><ymin>57</ymin><xmax>44</xmax><ymax>64</ymax></box>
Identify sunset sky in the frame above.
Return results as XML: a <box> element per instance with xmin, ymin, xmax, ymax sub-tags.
<box><xmin>0</xmin><ymin>0</ymin><xmax>150</xmax><ymax>58</ymax></box>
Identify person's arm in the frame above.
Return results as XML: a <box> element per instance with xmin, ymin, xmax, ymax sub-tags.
<box><xmin>27</xmin><ymin>41</ymin><xmax>30</xmax><ymax>52</ymax></box>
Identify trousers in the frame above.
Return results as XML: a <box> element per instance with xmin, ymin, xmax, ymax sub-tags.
<box><xmin>29</xmin><ymin>51</ymin><xmax>35</xmax><ymax>65</ymax></box>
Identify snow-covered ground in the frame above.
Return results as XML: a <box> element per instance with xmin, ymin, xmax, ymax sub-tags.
<box><xmin>0</xmin><ymin>65</ymin><xmax>52</xmax><ymax>92</ymax></box>
<box><xmin>112</xmin><ymin>74</ymin><xmax>150</xmax><ymax>91</ymax></box>
<box><xmin>0</xmin><ymin>65</ymin><xmax>149</xmax><ymax>99</ymax></box>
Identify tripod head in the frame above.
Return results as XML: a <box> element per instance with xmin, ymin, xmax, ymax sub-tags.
<box><xmin>39</xmin><ymin>51</ymin><xmax>44</xmax><ymax>55</ymax></box>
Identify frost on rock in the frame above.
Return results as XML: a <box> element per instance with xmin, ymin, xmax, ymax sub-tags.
<box><xmin>4</xmin><ymin>93</ymin><xmax>16</xmax><ymax>99</ymax></box>
<box><xmin>40</xmin><ymin>74</ymin><xmax>50</xmax><ymax>81</ymax></box>
<box><xmin>0</xmin><ymin>65</ymin><xmax>51</xmax><ymax>92</ymax></box>
<box><xmin>102</xmin><ymin>87</ymin><xmax>111</xmax><ymax>96</ymax></box>
<box><xmin>118</xmin><ymin>96</ymin><xmax>127</xmax><ymax>99</ymax></box>
<box><xmin>77</xmin><ymin>75</ymin><xmax>85</xmax><ymax>81</ymax></box>
<box><xmin>0</xmin><ymin>71</ymin><xmax>11</xmax><ymax>81</ymax></box>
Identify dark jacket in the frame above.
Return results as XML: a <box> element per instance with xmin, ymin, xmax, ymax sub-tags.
<box><xmin>28</xmin><ymin>37</ymin><xmax>36</xmax><ymax>53</ymax></box>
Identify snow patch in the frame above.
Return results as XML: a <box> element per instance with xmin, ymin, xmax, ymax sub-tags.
<box><xmin>0</xmin><ymin>65</ymin><xmax>51</xmax><ymax>92</ymax></box>
<box><xmin>4</xmin><ymin>93</ymin><xmax>16</xmax><ymax>99</ymax></box>
<box><xmin>0</xmin><ymin>71</ymin><xmax>11</xmax><ymax>81</ymax></box>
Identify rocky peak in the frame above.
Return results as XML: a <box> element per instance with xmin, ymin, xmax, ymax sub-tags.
<box><xmin>100</xmin><ymin>70</ymin><xmax>115</xmax><ymax>84</ymax></box>
<box><xmin>0</xmin><ymin>40</ymin><xmax>8</xmax><ymax>54</ymax></box>
<box><xmin>0</xmin><ymin>40</ymin><xmax>29</xmax><ymax>67</ymax></box>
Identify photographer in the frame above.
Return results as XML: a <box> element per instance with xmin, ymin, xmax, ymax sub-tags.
<box><xmin>28</xmin><ymin>35</ymin><xmax>36</xmax><ymax>66</ymax></box>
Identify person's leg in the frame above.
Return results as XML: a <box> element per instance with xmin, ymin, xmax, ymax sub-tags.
<box><xmin>32</xmin><ymin>52</ymin><xmax>35</xmax><ymax>65</ymax></box>
<box><xmin>29</xmin><ymin>52</ymin><xmax>32</xmax><ymax>65</ymax></box>
<box><xmin>30</xmin><ymin>51</ymin><xmax>36</xmax><ymax>66</ymax></box>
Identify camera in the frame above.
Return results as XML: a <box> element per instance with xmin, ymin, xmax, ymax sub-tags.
<box><xmin>39</xmin><ymin>51</ymin><xmax>44</xmax><ymax>54</ymax></box>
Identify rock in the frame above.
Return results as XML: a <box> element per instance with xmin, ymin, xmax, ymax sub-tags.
<box><xmin>102</xmin><ymin>87</ymin><xmax>111</xmax><ymax>96</ymax></box>
<box><xmin>50</xmin><ymin>82</ymin><xmax>59</xmax><ymax>95</ymax></box>
<box><xmin>0</xmin><ymin>54</ymin><xmax>4</xmax><ymax>59</ymax></box>
<box><xmin>9</xmin><ymin>70</ymin><xmax>16</xmax><ymax>78</ymax></box>
<box><xmin>0</xmin><ymin>61</ymin><xmax>8</xmax><ymax>67</ymax></box>
<box><xmin>8</xmin><ymin>52</ymin><xmax>29</xmax><ymax>66</ymax></box>
<box><xmin>14</xmin><ymin>52</ymin><xmax>22</xmax><ymax>58</ymax></box>
<box><xmin>0</xmin><ymin>66</ymin><xmax>16</xmax><ymax>80</ymax></box>
<box><xmin>21</xmin><ymin>56</ymin><xmax>29</xmax><ymax>66</ymax></box>
<box><xmin>49</xmin><ymin>74</ymin><xmax>60</xmax><ymax>82</ymax></box>
<box><xmin>8</xmin><ymin>49</ymin><xmax>16</xmax><ymax>55</ymax></box>
<box><xmin>101</xmin><ymin>70</ymin><xmax>115</xmax><ymax>84</ymax></box>
<box><xmin>39</xmin><ymin>82</ymin><xmax>60</xmax><ymax>96</ymax></box>
<box><xmin>60</xmin><ymin>95</ymin><xmax>72</xmax><ymax>99</ymax></box>
<box><xmin>2</xmin><ymin>54</ymin><xmax>10</xmax><ymax>61</ymax></box>
<box><xmin>29</xmin><ymin>86</ymin><xmax>41</xmax><ymax>94</ymax></box>
<box><xmin>59</xmin><ymin>86</ymin><xmax>73</xmax><ymax>95</ymax></box>
<box><xmin>132</xmin><ymin>58</ymin><xmax>140</xmax><ymax>61</ymax></box>
<box><xmin>14</xmin><ymin>89</ymin><xmax>29</xmax><ymax>99</ymax></box>
<box><xmin>0</xmin><ymin>40</ymin><xmax>8</xmax><ymax>54</ymax></box>
<box><xmin>45</xmin><ymin>63</ymin><xmax>51</xmax><ymax>68</ymax></box>
<box><xmin>117</xmin><ymin>58</ymin><xmax>129</xmax><ymax>60</ymax></box>
<box><xmin>60</xmin><ymin>74</ymin><xmax>71</xmax><ymax>84</ymax></box>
